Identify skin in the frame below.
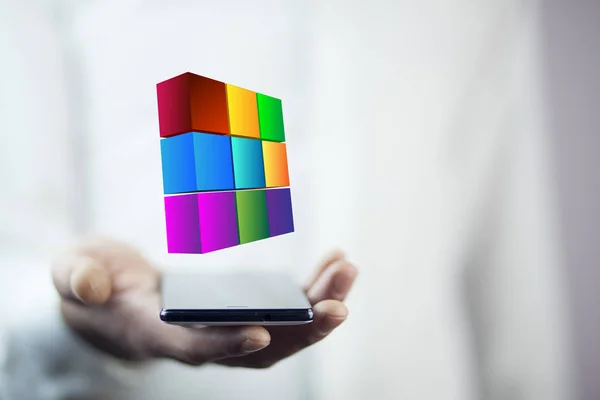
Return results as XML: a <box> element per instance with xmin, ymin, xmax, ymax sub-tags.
<box><xmin>51</xmin><ymin>237</ymin><xmax>357</xmax><ymax>368</ymax></box>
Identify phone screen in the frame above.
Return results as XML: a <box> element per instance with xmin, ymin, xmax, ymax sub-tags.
<box><xmin>162</xmin><ymin>271</ymin><xmax>311</xmax><ymax>310</ymax></box>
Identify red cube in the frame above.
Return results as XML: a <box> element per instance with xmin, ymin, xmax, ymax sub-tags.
<box><xmin>156</xmin><ymin>72</ymin><xmax>230</xmax><ymax>138</ymax></box>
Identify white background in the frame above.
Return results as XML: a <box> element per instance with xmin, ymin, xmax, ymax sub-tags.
<box><xmin>0</xmin><ymin>1</ymin><xmax>583</xmax><ymax>399</ymax></box>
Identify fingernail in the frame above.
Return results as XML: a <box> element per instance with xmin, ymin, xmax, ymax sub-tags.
<box><xmin>70</xmin><ymin>261</ymin><xmax>112</xmax><ymax>305</ymax></box>
<box><xmin>241</xmin><ymin>338</ymin><xmax>270</xmax><ymax>354</ymax></box>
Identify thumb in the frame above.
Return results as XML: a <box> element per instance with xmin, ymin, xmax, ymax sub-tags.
<box><xmin>52</xmin><ymin>254</ymin><xmax>112</xmax><ymax>305</ymax></box>
<box><xmin>156</xmin><ymin>325</ymin><xmax>272</xmax><ymax>365</ymax></box>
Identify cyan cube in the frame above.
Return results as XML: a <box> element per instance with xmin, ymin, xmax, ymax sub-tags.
<box><xmin>160</xmin><ymin>132</ymin><xmax>234</xmax><ymax>194</ymax></box>
<box><xmin>231</xmin><ymin>137</ymin><xmax>266</xmax><ymax>189</ymax></box>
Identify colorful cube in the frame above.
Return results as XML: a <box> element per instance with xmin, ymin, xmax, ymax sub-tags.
<box><xmin>157</xmin><ymin>72</ymin><xmax>295</xmax><ymax>254</ymax></box>
<box><xmin>160</xmin><ymin>132</ymin><xmax>234</xmax><ymax>194</ymax></box>
<box><xmin>266</xmin><ymin>188</ymin><xmax>295</xmax><ymax>237</ymax></box>
<box><xmin>262</xmin><ymin>141</ymin><xmax>290</xmax><ymax>188</ymax></box>
<box><xmin>231</xmin><ymin>137</ymin><xmax>266</xmax><ymax>189</ymax></box>
<box><xmin>235</xmin><ymin>190</ymin><xmax>270</xmax><ymax>244</ymax></box>
<box><xmin>257</xmin><ymin>93</ymin><xmax>285</xmax><ymax>142</ymax></box>
<box><xmin>156</xmin><ymin>72</ymin><xmax>230</xmax><ymax>138</ymax></box>
<box><xmin>164</xmin><ymin>192</ymin><xmax>239</xmax><ymax>254</ymax></box>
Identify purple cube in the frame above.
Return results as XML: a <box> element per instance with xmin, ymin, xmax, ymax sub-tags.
<box><xmin>265</xmin><ymin>188</ymin><xmax>295</xmax><ymax>237</ymax></box>
<box><xmin>164</xmin><ymin>192</ymin><xmax>239</xmax><ymax>254</ymax></box>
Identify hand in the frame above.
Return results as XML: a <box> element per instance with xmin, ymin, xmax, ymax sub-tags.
<box><xmin>51</xmin><ymin>237</ymin><xmax>357</xmax><ymax>368</ymax></box>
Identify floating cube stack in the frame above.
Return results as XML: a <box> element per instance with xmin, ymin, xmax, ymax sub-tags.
<box><xmin>157</xmin><ymin>72</ymin><xmax>294</xmax><ymax>254</ymax></box>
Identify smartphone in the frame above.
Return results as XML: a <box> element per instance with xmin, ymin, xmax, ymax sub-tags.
<box><xmin>160</xmin><ymin>271</ymin><xmax>314</xmax><ymax>326</ymax></box>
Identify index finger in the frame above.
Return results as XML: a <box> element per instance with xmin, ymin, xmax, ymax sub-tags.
<box><xmin>303</xmin><ymin>249</ymin><xmax>346</xmax><ymax>291</ymax></box>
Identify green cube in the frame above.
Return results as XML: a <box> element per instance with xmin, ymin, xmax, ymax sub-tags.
<box><xmin>257</xmin><ymin>93</ymin><xmax>285</xmax><ymax>142</ymax></box>
<box><xmin>235</xmin><ymin>190</ymin><xmax>270</xmax><ymax>244</ymax></box>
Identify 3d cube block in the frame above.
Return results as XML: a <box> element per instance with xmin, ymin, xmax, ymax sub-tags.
<box><xmin>226</xmin><ymin>84</ymin><xmax>260</xmax><ymax>139</ymax></box>
<box><xmin>235</xmin><ymin>190</ymin><xmax>270</xmax><ymax>244</ymax></box>
<box><xmin>262</xmin><ymin>141</ymin><xmax>290</xmax><ymax>188</ymax></box>
<box><xmin>157</xmin><ymin>72</ymin><xmax>230</xmax><ymax>138</ymax></box>
<box><xmin>266</xmin><ymin>188</ymin><xmax>295</xmax><ymax>237</ymax></box>
<box><xmin>157</xmin><ymin>72</ymin><xmax>295</xmax><ymax>254</ymax></box>
<box><xmin>161</xmin><ymin>132</ymin><xmax>234</xmax><ymax>194</ymax></box>
<box><xmin>231</xmin><ymin>137</ymin><xmax>266</xmax><ymax>190</ymax></box>
<box><xmin>164</xmin><ymin>192</ymin><xmax>239</xmax><ymax>254</ymax></box>
<box><xmin>257</xmin><ymin>93</ymin><xmax>285</xmax><ymax>142</ymax></box>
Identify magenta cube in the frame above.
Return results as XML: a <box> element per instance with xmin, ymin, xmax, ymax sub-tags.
<box><xmin>164</xmin><ymin>192</ymin><xmax>239</xmax><ymax>254</ymax></box>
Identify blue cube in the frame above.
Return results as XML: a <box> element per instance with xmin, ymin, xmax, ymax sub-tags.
<box><xmin>160</xmin><ymin>132</ymin><xmax>234</xmax><ymax>194</ymax></box>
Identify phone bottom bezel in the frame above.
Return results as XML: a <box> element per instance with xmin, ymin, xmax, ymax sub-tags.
<box><xmin>160</xmin><ymin>308</ymin><xmax>314</xmax><ymax>326</ymax></box>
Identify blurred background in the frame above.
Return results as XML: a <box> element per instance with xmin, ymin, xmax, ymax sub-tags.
<box><xmin>0</xmin><ymin>0</ymin><xmax>598</xmax><ymax>399</ymax></box>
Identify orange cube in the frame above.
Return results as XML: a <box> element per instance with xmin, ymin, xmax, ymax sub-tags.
<box><xmin>262</xmin><ymin>141</ymin><xmax>290</xmax><ymax>188</ymax></box>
